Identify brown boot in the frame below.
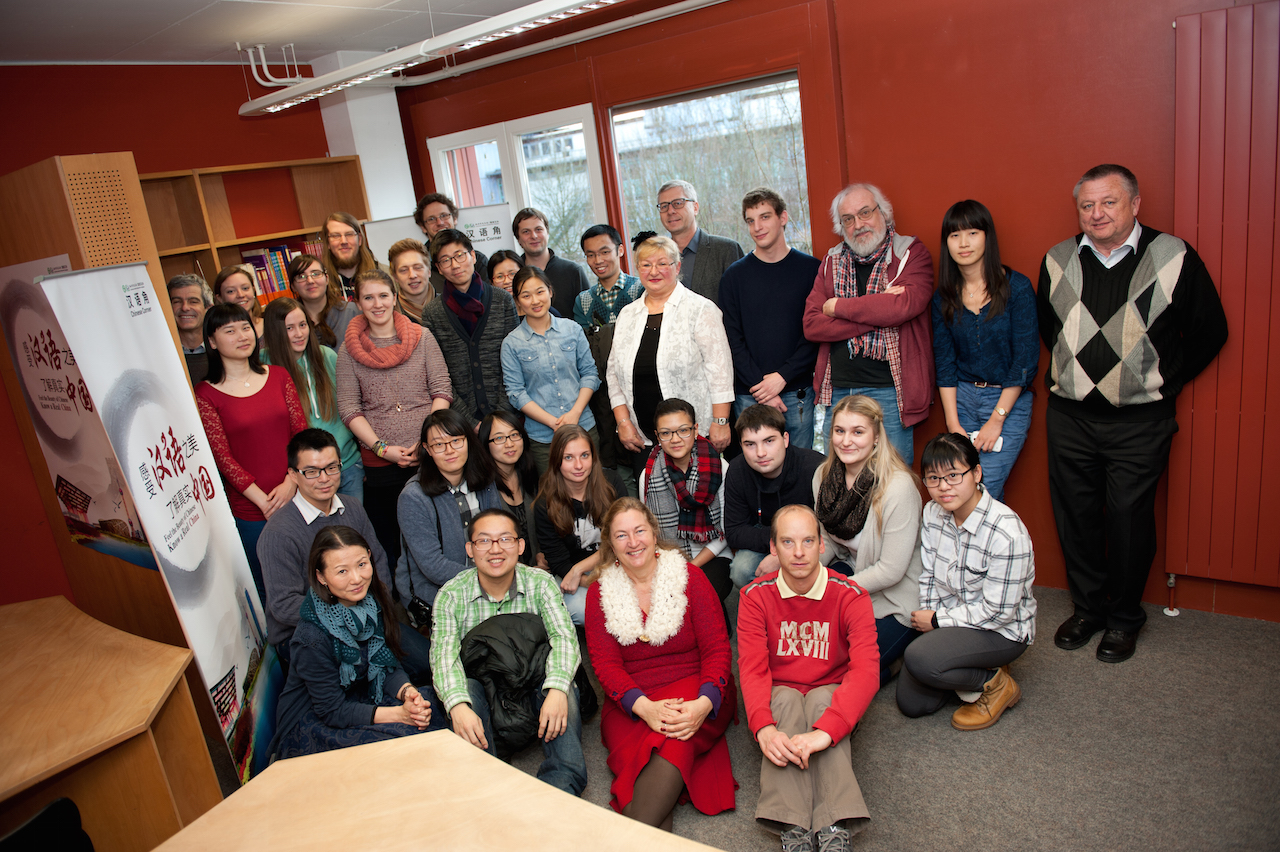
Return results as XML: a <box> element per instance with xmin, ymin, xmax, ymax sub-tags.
<box><xmin>951</xmin><ymin>666</ymin><xmax>1021</xmax><ymax>731</ymax></box>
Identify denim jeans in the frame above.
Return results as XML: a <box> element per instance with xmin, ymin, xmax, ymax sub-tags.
<box><xmin>735</xmin><ymin>389</ymin><xmax>816</xmax><ymax>450</ymax></box>
<box><xmin>953</xmin><ymin>383</ymin><xmax>1032</xmax><ymax>502</ymax></box>
<box><xmin>563</xmin><ymin>586</ymin><xmax>588</xmax><ymax>626</ymax></box>
<box><xmin>829</xmin><ymin>385</ymin><xmax>913</xmax><ymax>465</ymax></box>
<box><xmin>730</xmin><ymin>547</ymin><xmax>768</xmax><ymax>588</ymax></box>
<box><xmin>337</xmin><ymin>459</ymin><xmax>364</xmax><ymax>504</ymax></box>
<box><xmin>465</xmin><ymin>678</ymin><xmax>587</xmax><ymax>795</ymax></box>
<box><xmin>875</xmin><ymin>616</ymin><xmax>919</xmax><ymax>686</ymax></box>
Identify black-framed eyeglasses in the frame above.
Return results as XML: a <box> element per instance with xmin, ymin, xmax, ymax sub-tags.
<box><xmin>437</xmin><ymin>251</ymin><xmax>470</xmax><ymax>268</ymax></box>
<box><xmin>427</xmin><ymin>436</ymin><xmax>467</xmax><ymax>454</ymax></box>
<box><xmin>656</xmin><ymin>425</ymin><xmax>695</xmax><ymax>442</ymax></box>
<box><xmin>294</xmin><ymin>269</ymin><xmax>328</xmax><ymax>282</ymax></box>
<box><xmin>656</xmin><ymin>198</ymin><xmax>693</xmax><ymax>213</ymax></box>
<box><xmin>924</xmin><ymin>467</ymin><xmax>973</xmax><ymax>488</ymax></box>
<box><xmin>296</xmin><ymin>462</ymin><xmax>342</xmax><ymax>479</ymax></box>
<box><xmin>489</xmin><ymin>432</ymin><xmax>523</xmax><ymax>446</ymax></box>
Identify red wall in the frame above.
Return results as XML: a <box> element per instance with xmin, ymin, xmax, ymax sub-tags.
<box><xmin>398</xmin><ymin>0</ymin><xmax>1280</xmax><ymax>620</ymax></box>
<box><xmin>0</xmin><ymin>63</ymin><xmax>330</xmax><ymax>607</ymax></box>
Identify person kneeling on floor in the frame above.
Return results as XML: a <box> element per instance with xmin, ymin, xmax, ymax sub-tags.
<box><xmin>897</xmin><ymin>432</ymin><xmax>1037</xmax><ymax>730</ymax></box>
<box><xmin>738</xmin><ymin>504</ymin><xmax>878</xmax><ymax>852</ymax></box>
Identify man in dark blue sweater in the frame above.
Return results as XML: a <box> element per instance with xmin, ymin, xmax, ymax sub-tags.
<box><xmin>719</xmin><ymin>187</ymin><xmax>820</xmax><ymax>448</ymax></box>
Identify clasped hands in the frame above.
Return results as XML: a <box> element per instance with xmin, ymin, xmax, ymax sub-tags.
<box><xmin>634</xmin><ymin>694</ymin><xmax>712</xmax><ymax>741</ymax></box>
<box><xmin>756</xmin><ymin>724</ymin><xmax>833</xmax><ymax>769</ymax></box>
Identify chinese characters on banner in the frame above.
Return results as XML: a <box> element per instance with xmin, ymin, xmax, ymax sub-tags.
<box><xmin>458</xmin><ymin>203</ymin><xmax>516</xmax><ymax>257</ymax></box>
<box><xmin>42</xmin><ymin>264</ymin><xmax>276</xmax><ymax>783</ymax></box>
<box><xmin>0</xmin><ymin>257</ymin><xmax>156</xmax><ymax>570</ymax></box>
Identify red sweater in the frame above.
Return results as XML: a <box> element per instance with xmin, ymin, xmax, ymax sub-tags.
<box><xmin>737</xmin><ymin>569</ymin><xmax>879</xmax><ymax>743</ymax></box>
<box><xmin>196</xmin><ymin>366</ymin><xmax>307</xmax><ymax>521</ymax></box>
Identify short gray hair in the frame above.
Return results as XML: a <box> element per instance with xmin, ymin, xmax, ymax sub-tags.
<box><xmin>658</xmin><ymin>180</ymin><xmax>697</xmax><ymax>202</ymax></box>
<box><xmin>166</xmin><ymin>273</ymin><xmax>213</xmax><ymax>307</ymax></box>
<box><xmin>1072</xmin><ymin>164</ymin><xmax>1140</xmax><ymax>201</ymax></box>
<box><xmin>829</xmin><ymin>183</ymin><xmax>894</xmax><ymax>235</ymax></box>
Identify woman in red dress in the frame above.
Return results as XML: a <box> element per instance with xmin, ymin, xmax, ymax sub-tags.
<box><xmin>585</xmin><ymin>497</ymin><xmax>736</xmax><ymax>832</ymax></box>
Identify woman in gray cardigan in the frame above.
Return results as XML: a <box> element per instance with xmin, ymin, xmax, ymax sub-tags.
<box><xmin>396</xmin><ymin>409</ymin><xmax>501</xmax><ymax>620</ymax></box>
<box><xmin>813</xmin><ymin>394</ymin><xmax>924</xmax><ymax>685</ymax></box>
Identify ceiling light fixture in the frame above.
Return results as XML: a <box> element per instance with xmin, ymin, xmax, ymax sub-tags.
<box><xmin>240</xmin><ymin>0</ymin><xmax>619</xmax><ymax>116</ymax></box>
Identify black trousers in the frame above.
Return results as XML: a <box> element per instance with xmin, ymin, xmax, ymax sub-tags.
<box><xmin>1045</xmin><ymin>408</ymin><xmax>1177</xmax><ymax>632</ymax></box>
<box><xmin>363</xmin><ymin>463</ymin><xmax>417</xmax><ymax>573</ymax></box>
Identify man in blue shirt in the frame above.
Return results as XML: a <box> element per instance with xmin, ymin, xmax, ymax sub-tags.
<box><xmin>719</xmin><ymin>188</ymin><xmax>820</xmax><ymax>448</ymax></box>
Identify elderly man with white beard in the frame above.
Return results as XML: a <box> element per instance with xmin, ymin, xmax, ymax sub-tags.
<box><xmin>802</xmin><ymin>184</ymin><xmax>934</xmax><ymax>464</ymax></box>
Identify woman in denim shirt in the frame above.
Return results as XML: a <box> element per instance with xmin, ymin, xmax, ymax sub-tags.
<box><xmin>931</xmin><ymin>200</ymin><xmax>1038</xmax><ymax>501</ymax></box>
<box><xmin>501</xmin><ymin>267</ymin><xmax>601</xmax><ymax>475</ymax></box>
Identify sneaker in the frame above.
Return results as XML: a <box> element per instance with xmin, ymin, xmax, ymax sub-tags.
<box><xmin>781</xmin><ymin>825</ymin><xmax>813</xmax><ymax>852</ymax></box>
<box><xmin>951</xmin><ymin>666</ymin><xmax>1021</xmax><ymax>731</ymax></box>
<box><xmin>814</xmin><ymin>825</ymin><xmax>851</xmax><ymax>852</ymax></box>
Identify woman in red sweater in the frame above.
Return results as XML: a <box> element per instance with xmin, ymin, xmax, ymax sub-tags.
<box><xmin>585</xmin><ymin>497</ymin><xmax>736</xmax><ymax>832</ymax></box>
<box><xmin>195</xmin><ymin>303</ymin><xmax>308</xmax><ymax>603</ymax></box>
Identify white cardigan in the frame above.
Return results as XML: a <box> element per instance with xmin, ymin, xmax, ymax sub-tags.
<box><xmin>606</xmin><ymin>283</ymin><xmax>735</xmax><ymax>446</ymax></box>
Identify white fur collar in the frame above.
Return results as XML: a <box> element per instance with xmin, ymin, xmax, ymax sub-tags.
<box><xmin>597</xmin><ymin>548</ymin><xmax>688</xmax><ymax>646</ymax></box>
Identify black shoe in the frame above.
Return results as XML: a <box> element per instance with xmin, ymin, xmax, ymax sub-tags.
<box><xmin>1054</xmin><ymin>614</ymin><xmax>1104</xmax><ymax>650</ymax></box>
<box><xmin>1096</xmin><ymin>629</ymin><xmax>1138</xmax><ymax>663</ymax></box>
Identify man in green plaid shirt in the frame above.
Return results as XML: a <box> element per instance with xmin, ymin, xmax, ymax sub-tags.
<box><xmin>430</xmin><ymin>507</ymin><xmax>587</xmax><ymax>795</ymax></box>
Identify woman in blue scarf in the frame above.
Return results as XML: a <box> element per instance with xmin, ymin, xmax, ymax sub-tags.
<box><xmin>274</xmin><ymin>525</ymin><xmax>440</xmax><ymax>758</ymax></box>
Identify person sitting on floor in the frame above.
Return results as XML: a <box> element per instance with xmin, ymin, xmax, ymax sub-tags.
<box><xmin>430</xmin><ymin>508</ymin><xmax>587</xmax><ymax>796</ymax></box>
<box><xmin>738</xmin><ymin>505</ymin><xmax>878</xmax><ymax>851</ymax></box>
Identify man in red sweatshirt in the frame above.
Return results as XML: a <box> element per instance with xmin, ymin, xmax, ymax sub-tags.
<box><xmin>737</xmin><ymin>505</ymin><xmax>880</xmax><ymax>852</ymax></box>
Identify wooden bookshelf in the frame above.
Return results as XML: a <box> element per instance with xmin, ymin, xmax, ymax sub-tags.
<box><xmin>139</xmin><ymin>156</ymin><xmax>369</xmax><ymax>286</ymax></box>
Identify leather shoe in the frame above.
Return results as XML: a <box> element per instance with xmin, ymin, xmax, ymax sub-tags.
<box><xmin>952</xmin><ymin>666</ymin><xmax>1021</xmax><ymax>730</ymax></box>
<box><xmin>1096</xmin><ymin>629</ymin><xmax>1138</xmax><ymax>663</ymax></box>
<box><xmin>1054</xmin><ymin>614</ymin><xmax>1104</xmax><ymax>650</ymax></box>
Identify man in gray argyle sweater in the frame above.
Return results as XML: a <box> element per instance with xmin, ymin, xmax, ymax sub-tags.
<box><xmin>1038</xmin><ymin>164</ymin><xmax>1227</xmax><ymax>664</ymax></box>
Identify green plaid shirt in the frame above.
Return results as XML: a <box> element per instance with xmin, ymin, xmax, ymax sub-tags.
<box><xmin>430</xmin><ymin>565</ymin><xmax>580</xmax><ymax>712</ymax></box>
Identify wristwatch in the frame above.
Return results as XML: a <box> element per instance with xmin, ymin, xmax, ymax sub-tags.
<box><xmin>994</xmin><ymin>406</ymin><xmax>1008</xmax><ymax>418</ymax></box>
<box><xmin>710</xmin><ymin>417</ymin><xmax>729</xmax><ymax>426</ymax></box>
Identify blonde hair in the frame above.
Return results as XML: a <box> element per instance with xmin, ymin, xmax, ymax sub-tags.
<box><xmin>819</xmin><ymin>394</ymin><xmax>917</xmax><ymax>527</ymax></box>
<box><xmin>634</xmin><ymin>235</ymin><xmax>680</xmax><ymax>267</ymax></box>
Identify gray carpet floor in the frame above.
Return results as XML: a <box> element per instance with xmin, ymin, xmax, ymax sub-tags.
<box><xmin>509</xmin><ymin>586</ymin><xmax>1280</xmax><ymax>852</ymax></box>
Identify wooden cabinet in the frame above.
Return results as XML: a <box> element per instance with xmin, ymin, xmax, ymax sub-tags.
<box><xmin>139</xmin><ymin>156</ymin><xmax>370</xmax><ymax>283</ymax></box>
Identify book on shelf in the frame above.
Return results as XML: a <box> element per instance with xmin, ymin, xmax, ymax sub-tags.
<box><xmin>241</xmin><ymin>244</ymin><xmax>298</xmax><ymax>294</ymax></box>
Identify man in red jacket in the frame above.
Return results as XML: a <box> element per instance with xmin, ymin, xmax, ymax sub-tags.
<box><xmin>803</xmin><ymin>183</ymin><xmax>934</xmax><ymax>464</ymax></box>
<box><xmin>737</xmin><ymin>505</ymin><xmax>880</xmax><ymax>852</ymax></box>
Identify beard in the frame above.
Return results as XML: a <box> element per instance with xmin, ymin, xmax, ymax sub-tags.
<box><xmin>333</xmin><ymin>245</ymin><xmax>361</xmax><ymax>268</ymax></box>
<box><xmin>846</xmin><ymin>222</ymin><xmax>887</xmax><ymax>258</ymax></box>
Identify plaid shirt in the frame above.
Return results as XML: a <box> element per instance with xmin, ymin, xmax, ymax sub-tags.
<box><xmin>430</xmin><ymin>564</ymin><xmax>580</xmax><ymax>712</ymax></box>
<box><xmin>920</xmin><ymin>489</ymin><xmax>1037</xmax><ymax>644</ymax></box>
<box><xmin>573</xmin><ymin>273</ymin><xmax>643</xmax><ymax>328</ymax></box>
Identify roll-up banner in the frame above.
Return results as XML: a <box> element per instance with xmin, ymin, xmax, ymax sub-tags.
<box><xmin>41</xmin><ymin>262</ymin><xmax>279</xmax><ymax>782</ymax></box>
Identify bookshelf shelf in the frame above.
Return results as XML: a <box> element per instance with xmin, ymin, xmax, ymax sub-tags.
<box><xmin>211</xmin><ymin>227</ymin><xmax>320</xmax><ymax>249</ymax></box>
<box><xmin>157</xmin><ymin>243</ymin><xmax>211</xmax><ymax>257</ymax></box>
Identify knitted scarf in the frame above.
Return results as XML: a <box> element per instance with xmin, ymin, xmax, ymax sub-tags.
<box><xmin>444</xmin><ymin>276</ymin><xmax>486</xmax><ymax>335</ymax></box>
<box><xmin>835</xmin><ymin>230</ymin><xmax>899</xmax><ymax>362</ymax></box>
<box><xmin>344</xmin><ymin>311</ymin><xmax>422</xmax><ymax>370</ymax></box>
<box><xmin>815</xmin><ymin>461</ymin><xmax>876</xmax><ymax>541</ymax></box>
<box><xmin>597</xmin><ymin>547</ymin><xmax>689</xmax><ymax>646</ymax></box>
<box><xmin>644</xmin><ymin>436</ymin><xmax>722</xmax><ymax>557</ymax></box>
<box><xmin>299</xmin><ymin>588</ymin><xmax>397</xmax><ymax>701</ymax></box>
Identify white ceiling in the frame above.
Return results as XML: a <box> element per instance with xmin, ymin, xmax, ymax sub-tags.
<box><xmin>0</xmin><ymin>0</ymin><xmax>534</xmax><ymax>64</ymax></box>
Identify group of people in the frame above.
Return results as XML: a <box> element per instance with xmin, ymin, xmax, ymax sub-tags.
<box><xmin>166</xmin><ymin>161</ymin><xmax>1226</xmax><ymax>851</ymax></box>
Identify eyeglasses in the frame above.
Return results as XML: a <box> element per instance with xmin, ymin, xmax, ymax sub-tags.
<box><xmin>839</xmin><ymin>205</ymin><xmax>881</xmax><ymax>228</ymax></box>
<box><xmin>471</xmin><ymin>535</ymin><xmax>519</xmax><ymax>550</ymax></box>
<box><xmin>656</xmin><ymin>198</ymin><xmax>693</xmax><ymax>213</ymax></box>
<box><xmin>296</xmin><ymin>462</ymin><xmax>341</xmax><ymax>479</ymax></box>
<box><xmin>294</xmin><ymin>269</ymin><xmax>328</xmax><ymax>282</ymax></box>
<box><xmin>656</xmin><ymin>425</ymin><xmax>695</xmax><ymax>442</ymax></box>
<box><xmin>637</xmin><ymin>260</ymin><xmax>676</xmax><ymax>274</ymax></box>
<box><xmin>423</xmin><ymin>213</ymin><xmax>454</xmax><ymax>226</ymax></box>
<box><xmin>437</xmin><ymin>251</ymin><xmax>471</xmax><ymax>268</ymax></box>
<box><xmin>327</xmin><ymin>230</ymin><xmax>359</xmax><ymax>242</ymax></box>
<box><xmin>924</xmin><ymin>467</ymin><xmax>974</xmax><ymax>488</ymax></box>
<box><xmin>583</xmin><ymin>247</ymin><xmax>617</xmax><ymax>261</ymax></box>
<box><xmin>489</xmin><ymin>432</ymin><xmax>523</xmax><ymax>446</ymax></box>
<box><xmin>493</xmin><ymin>271</ymin><xmax>517</xmax><ymax>284</ymax></box>
<box><xmin>428</xmin><ymin>436</ymin><xmax>467</xmax><ymax>454</ymax></box>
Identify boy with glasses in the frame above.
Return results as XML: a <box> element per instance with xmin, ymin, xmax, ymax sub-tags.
<box><xmin>431</xmin><ymin>508</ymin><xmax>588</xmax><ymax>795</ymax></box>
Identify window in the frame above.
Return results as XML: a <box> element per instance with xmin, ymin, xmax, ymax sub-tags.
<box><xmin>611</xmin><ymin>74</ymin><xmax>810</xmax><ymax>254</ymax></box>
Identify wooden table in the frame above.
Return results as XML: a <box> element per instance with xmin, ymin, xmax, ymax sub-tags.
<box><xmin>157</xmin><ymin>730</ymin><xmax>717</xmax><ymax>850</ymax></box>
<box><xmin>0</xmin><ymin>596</ymin><xmax>222</xmax><ymax>850</ymax></box>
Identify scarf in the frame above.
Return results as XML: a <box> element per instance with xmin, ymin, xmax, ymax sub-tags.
<box><xmin>444</xmin><ymin>276</ymin><xmax>486</xmax><ymax>336</ymax></box>
<box><xmin>815</xmin><ymin>461</ymin><xmax>876</xmax><ymax>541</ymax></box>
<box><xmin>644</xmin><ymin>437</ymin><xmax>722</xmax><ymax>558</ymax></box>
<box><xmin>597</xmin><ymin>547</ymin><xmax>689</xmax><ymax>646</ymax></box>
<box><xmin>299</xmin><ymin>588</ymin><xmax>397</xmax><ymax>701</ymax></box>
<box><xmin>835</xmin><ymin>230</ymin><xmax>898</xmax><ymax>362</ymax></box>
<box><xmin>344</xmin><ymin>311</ymin><xmax>423</xmax><ymax>370</ymax></box>
<box><xmin>397</xmin><ymin>291</ymin><xmax>430</xmax><ymax>325</ymax></box>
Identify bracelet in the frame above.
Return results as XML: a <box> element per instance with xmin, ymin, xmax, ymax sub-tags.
<box><xmin>374</xmin><ymin>440</ymin><xmax>388</xmax><ymax>458</ymax></box>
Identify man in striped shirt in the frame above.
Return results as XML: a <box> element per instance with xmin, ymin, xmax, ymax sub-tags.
<box><xmin>430</xmin><ymin>508</ymin><xmax>587</xmax><ymax>795</ymax></box>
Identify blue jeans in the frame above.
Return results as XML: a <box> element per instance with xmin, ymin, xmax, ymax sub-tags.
<box><xmin>337</xmin><ymin>459</ymin><xmax>364</xmax><ymax>504</ymax></box>
<box><xmin>876</xmin><ymin>615</ymin><xmax>919</xmax><ymax>686</ymax></box>
<box><xmin>953</xmin><ymin>383</ymin><xmax>1032</xmax><ymax>502</ymax></box>
<box><xmin>730</xmin><ymin>547</ymin><xmax>768</xmax><ymax>588</ymax></box>
<box><xmin>735</xmin><ymin>389</ymin><xmax>816</xmax><ymax>450</ymax></box>
<box><xmin>830</xmin><ymin>385</ymin><xmax>913</xmax><ymax>465</ymax></box>
<box><xmin>563</xmin><ymin>587</ymin><xmax>588</xmax><ymax>626</ymax></box>
<box><xmin>465</xmin><ymin>678</ymin><xmax>587</xmax><ymax>795</ymax></box>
